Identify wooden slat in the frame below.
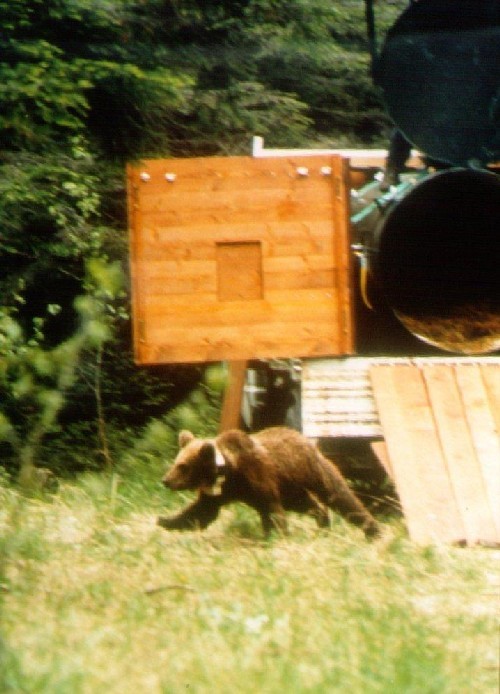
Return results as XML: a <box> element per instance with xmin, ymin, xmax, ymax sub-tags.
<box><xmin>332</xmin><ymin>156</ymin><xmax>354</xmax><ymax>354</ymax></box>
<box><xmin>134</xmin><ymin>155</ymin><xmax>341</xmax><ymax>193</ymax></box>
<box><xmin>370</xmin><ymin>365</ymin><xmax>465</xmax><ymax>544</ymax></box>
<box><xmin>139</xmin><ymin>200</ymin><xmax>334</xmax><ymax>227</ymax></box>
<box><xmin>136</xmin><ymin>230</ymin><xmax>333</xmax><ymax>264</ymax></box>
<box><xmin>140</xmin><ymin>269</ymin><xmax>335</xmax><ymax>296</ymax></box>
<box><xmin>143</xmin><ymin>292</ymin><xmax>337</xmax><ymax>327</ymax></box>
<box><xmin>482</xmin><ymin>363</ymin><xmax>500</xmax><ymax>441</ymax></box>
<box><xmin>422</xmin><ymin>365</ymin><xmax>497</xmax><ymax>544</ymax></box>
<box><xmin>145</xmin><ymin>318</ymin><xmax>339</xmax><ymax>364</ymax></box>
<box><xmin>455</xmin><ymin>365</ymin><xmax>500</xmax><ymax>538</ymax></box>
<box><xmin>127</xmin><ymin>164</ymin><xmax>148</xmax><ymax>362</ymax></box>
<box><xmin>135</xmin><ymin>256</ymin><xmax>337</xmax><ymax>283</ymax></box>
<box><xmin>138</xmin><ymin>187</ymin><xmax>335</xmax><ymax>216</ymax></box>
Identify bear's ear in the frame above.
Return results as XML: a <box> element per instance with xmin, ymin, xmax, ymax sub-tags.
<box><xmin>178</xmin><ymin>430</ymin><xmax>195</xmax><ymax>448</ymax></box>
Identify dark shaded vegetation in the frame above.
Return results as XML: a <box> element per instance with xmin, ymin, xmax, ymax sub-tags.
<box><xmin>0</xmin><ymin>0</ymin><xmax>407</xmax><ymax>480</ymax></box>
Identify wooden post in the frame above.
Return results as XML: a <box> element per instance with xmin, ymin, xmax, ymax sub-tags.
<box><xmin>219</xmin><ymin>361</ymin><xmax>248</xmax><ymax>432</ymax></box>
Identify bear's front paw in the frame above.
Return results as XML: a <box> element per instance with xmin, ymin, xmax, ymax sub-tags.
<box><xmin>157</xmin><ymin>515</ymin><xmax>176</xmax><ymax>529</ymax></box>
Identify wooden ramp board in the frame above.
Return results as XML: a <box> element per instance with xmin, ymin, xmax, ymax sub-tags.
<box><xmin>370</xmin><ymin>362</ymin><xmax>500</xmax><ymax>546</ymax></box>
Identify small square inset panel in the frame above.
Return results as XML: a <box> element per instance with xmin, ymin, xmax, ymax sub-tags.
<box><xmin>216</xmin><ymin>242</ymin><xmax>263</xmax><ymax>301</ymax></box>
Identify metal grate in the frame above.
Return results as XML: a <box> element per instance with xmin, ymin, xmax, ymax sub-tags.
<box><xmin>301</xmin><ymin>356</ymin><xmax>500</xmax><ymax>439</ymax></box>
<box><xmin>302</xmin><ymin>358</ymin><xmax>383</xmax><ymax>438</ymax></box>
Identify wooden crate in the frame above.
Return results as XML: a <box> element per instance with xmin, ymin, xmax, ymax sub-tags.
<box><xmin>128</xmin><ymin>155</ymin><xmax>354</xmax><ymax>364</ymax></box>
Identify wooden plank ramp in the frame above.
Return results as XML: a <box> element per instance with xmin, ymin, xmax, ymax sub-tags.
<box><xmin>370</xmin><ymin>360</ymin><xmax>500</xmax><ymax>546</ymax></box>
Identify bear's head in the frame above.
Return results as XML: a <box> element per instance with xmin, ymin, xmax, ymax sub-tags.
<box><xmin>162</xmin><ymin>430</ymin><xmax>225</xmax><ymax>492</ymax></box>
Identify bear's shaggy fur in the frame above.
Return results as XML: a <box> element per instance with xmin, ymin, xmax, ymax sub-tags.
<box><xmin>158</xmin><ymin>427</ymin><xmax>380</xmax><ymax>539</ymax></box>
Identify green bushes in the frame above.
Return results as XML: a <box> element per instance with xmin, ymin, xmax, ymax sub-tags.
<box><xmin>0</xmin><ymin>1</ymin><xmax>407</xmax><ymax>482</ymax></box>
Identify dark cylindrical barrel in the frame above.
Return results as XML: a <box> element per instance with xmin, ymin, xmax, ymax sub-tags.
<box><xmin>375</xmin><ymin>0</ymin><xmax>500</xmax><ymax>167</ymax></box>
<box><xmin>374</xmin><ymin>169</ymin><xmax>500</xmax><ymax>353</ymax></box>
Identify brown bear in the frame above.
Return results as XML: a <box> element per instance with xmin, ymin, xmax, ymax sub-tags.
<box><xmin>158</xmin><ymin>427</ymin><xmax>380</xmax><ymax>539</ymax></box>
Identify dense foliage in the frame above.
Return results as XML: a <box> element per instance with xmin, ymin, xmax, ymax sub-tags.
<box><xmin>0</xmin><ymin>0</ymin><xmax>407</xmax><ymax>480</ymax></box>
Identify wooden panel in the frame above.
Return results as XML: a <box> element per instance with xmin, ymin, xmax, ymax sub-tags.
<box><xmin>216</xmin><ymin>242</ymin><xmax>263</xmax><ymax>301</ymax></box>
<box><xmin>422</xmin><ymin>366</ymin><xmax>497</xmax><ymax>544</ymax></box>
<box><xmin>371</xmin><ymin>363</ymin><xmax>500</xmax><ymax>545</ymax></box>
<box><xmin>482</xmin><ymin>363</ymin><xmax>500</xmax><ymax>438</ymax></box>
<box><xmin>455</xmin><ymin>366</ymin><xmax>500</xmax><ymax>538</ymax></box>
<box><xmin>370</xmin><ymin>365</ymin><xmax>464</xmax><ymax>544</ymax></box>
<box><xmin>128</xmin><ymin>155</ymin><xmax>354</xmax><ymax>364</ymax></box>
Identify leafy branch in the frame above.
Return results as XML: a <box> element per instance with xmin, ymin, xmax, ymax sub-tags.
<box><xmin>0</xmin><ymin>260</ymin><xmax>124</xmax><ymax>487</ymax></box>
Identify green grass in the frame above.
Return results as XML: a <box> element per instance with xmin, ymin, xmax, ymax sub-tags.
<box><xmin>1</xmin><ymin>473</ymin><xmax>498</xmax><ymax>694</ymax></box>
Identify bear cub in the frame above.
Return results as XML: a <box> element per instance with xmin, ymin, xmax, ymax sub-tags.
<box><xmin>158</xmin><ymin>427</ymin><xmax>380</xmax><ymax>539</ymax></box>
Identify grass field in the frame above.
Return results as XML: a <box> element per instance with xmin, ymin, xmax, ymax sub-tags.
<box><xmin>1</xmin><ymin>470</ymin><xmax>498</xmax><ymax>694</ymax></box>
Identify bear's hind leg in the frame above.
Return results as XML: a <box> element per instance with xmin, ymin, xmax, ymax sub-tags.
<box><xmin>158</xmin><ymin>493</ymin><xmax>221</xmax><ymax>531</ymax></box>
<box><xmin>305</xmin><ymin>491</ymin><xmax>330</xmax><ymax>528</ymax></box>
<box><xmin>327</xmin><ymin>483</ymin><xmax>380</xmax><ymax>539</ymax></box>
